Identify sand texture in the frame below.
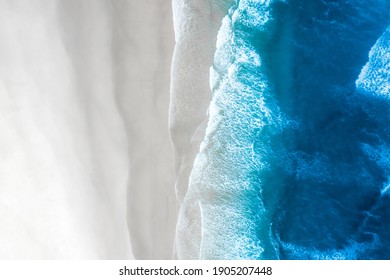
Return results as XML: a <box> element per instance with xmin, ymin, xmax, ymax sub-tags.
<box><xmin>0</xmin><ymin>0</ymin><xmax>176</xmax><ymax>259</ymax></box>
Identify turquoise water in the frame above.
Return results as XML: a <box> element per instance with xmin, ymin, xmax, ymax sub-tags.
<box><xmin>192</xmin><ymin>0</ymin><xmax>390</xmax><ymax>259</ymax></box>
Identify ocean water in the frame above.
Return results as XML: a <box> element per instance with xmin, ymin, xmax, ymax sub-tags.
<box><xmin>189</xmin><ymin>0</ymin><xmax>390</xmax><ymax>259</ymax></box>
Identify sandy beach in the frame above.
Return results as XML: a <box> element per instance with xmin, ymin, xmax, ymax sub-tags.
<box><xmin>0</xmin><ymin>0</ymin><xmax>178</xmax><ymax>259</ymax></box>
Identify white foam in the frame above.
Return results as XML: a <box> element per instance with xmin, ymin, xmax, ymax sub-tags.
<box><xmin>356</xmin><ymin>26</ymin><xmax>390</xmax><ymax>98</ymax></box>
<box><xmin>175</xmin><ymin>0</ymin><xmax>291</xmax><ymax>259</ymax></box>
<box><xmin>171</xmin><ymin>0</ymin><xmax>235</xmax><ymax>259</ymax></box>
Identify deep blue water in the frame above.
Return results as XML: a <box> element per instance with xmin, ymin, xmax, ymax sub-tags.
<box><xmin>193</xmin><ymin>0</ymin><xmax>390</xmax><ymax>259</ymax></box>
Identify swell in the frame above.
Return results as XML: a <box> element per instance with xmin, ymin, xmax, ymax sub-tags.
<box><xmin>275</xmin><ymin>0</ymin><xmax>390</xmax><ymax>259</ymax></box>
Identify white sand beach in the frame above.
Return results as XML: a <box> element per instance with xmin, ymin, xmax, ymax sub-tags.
<box><xmin>0</xmin><ymin>0</ymin><xmax>180</xmax><ymax>259</ymax></box>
